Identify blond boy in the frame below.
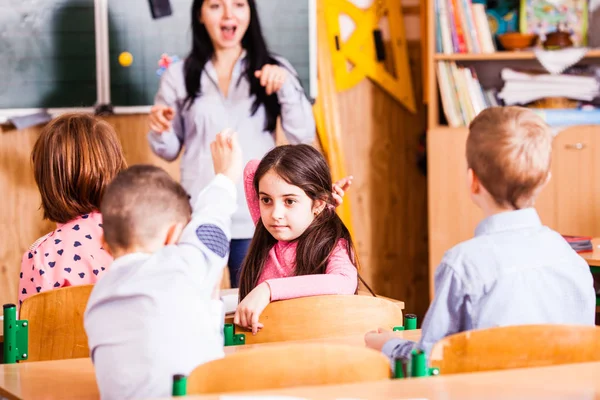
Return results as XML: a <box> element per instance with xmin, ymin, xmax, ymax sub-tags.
<box><xmin>367</xmin><ymin>107</ymin><xmax>596</xmax><ymax>361</ymax></box>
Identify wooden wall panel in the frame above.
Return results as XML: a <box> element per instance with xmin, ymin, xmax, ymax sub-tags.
<box><xmin>339</xmin><ymin>42</ymin><xmax>429</xmax><ymax>318</ymax></box>
<box><xmin>0</xmin><ymin>126</ymin><xmax>54</xmax><ymax>306</ymax></box>
<box><xmin>0</xmin><ymin>43</ymin><xmax>429</xmax><ymax>318</ymax></box>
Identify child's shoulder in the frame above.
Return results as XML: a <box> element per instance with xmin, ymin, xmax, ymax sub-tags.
<box><xmin>25</xmin><ymin>213</ymin><xmax>104</xmax><ymax>256</ymax></box>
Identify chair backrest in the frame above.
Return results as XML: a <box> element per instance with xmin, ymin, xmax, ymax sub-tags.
<box><xmin>238</xmin><ymin>295</ymin><xmax>404</xmax><ymax>344</ymax></box>
<box><xmin>429</xmin><ymin>325</ymin><xmax>600</xmax><ymax>374</ymax></box>
<box><xmin>19</xmin><ymin>284</ymin><xmax>93</xmax><ymax>361</ymax></box>
<box><xmin>187</xmin><ymin>343</ymin><xmax>391</xmax><ymax>394</ymax></box>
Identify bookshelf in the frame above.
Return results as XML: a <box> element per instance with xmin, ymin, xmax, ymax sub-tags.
<box><xmin>425</xmin><ymin>0</ymin><xmax>600</xmax><ymax>129</ymax></box>
<box><xmin>424</xmin><ymin>0</ymin><xmax>600</xmax><ymax>303</ymax></box>
<box><xmin>434</xmin><ymin>49</ymin><xmax>600</xmax><ymax>61</ymax></box>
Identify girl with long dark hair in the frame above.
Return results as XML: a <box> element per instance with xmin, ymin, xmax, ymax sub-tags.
<box><xmin>148</xmin><ymin>0</ymin><xmax>315</xmax><ymax>287</ymax></box>
<box><xmin>234</xmin><ymin>144</ymin><xmax>373</xmax><ymax>334</ymax></box>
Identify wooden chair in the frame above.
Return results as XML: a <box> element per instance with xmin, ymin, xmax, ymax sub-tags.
<box><xmin>233</xmin><ymin>294</ymin><xmax>404</xmax><ymax>344</ymax></box>
<box><xmin>429</xmin><ymin>325</ymin><xmax>600</xmax><ymax>374</ymax></box>
<box><xmin>19</xmin><ymin>284</ymin><xmax>93</xmax><ymax>361</ymax></box>
<box><xmin>187</xmin><ymin>343</ymin><xmax>391</xmax><ymax>394</ymax></box>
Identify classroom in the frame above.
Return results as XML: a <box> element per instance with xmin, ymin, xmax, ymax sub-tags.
<box><xmin>1</xmin><ymin>0</ymin><xmax>599</xmax><ymax>398</ymax></box>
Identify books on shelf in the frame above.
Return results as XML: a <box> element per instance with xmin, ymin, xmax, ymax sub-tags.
<box><xmin>498</xmin><ymin>68</ymin><xmax>600</xmax><ymax>106</ymax></box>
<box><xmin>562</xmin><ymin>235</ymin><xmax>593</xmax><ymax>253</ymax></box>
<box><xmin>436</xmin><ymin>61</ymin><xmax>495</xmax><ymax>127</ymax></box>
<box><xmin>435</xmin><ymin>0</ymin><xmax>495</xmax><ymax>54</ymax></box>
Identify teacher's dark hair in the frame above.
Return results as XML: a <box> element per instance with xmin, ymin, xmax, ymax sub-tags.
<box><xmin>184</xmin><ymin>0</ymin><xmax>281</xmax><ymax>132</ymax></box>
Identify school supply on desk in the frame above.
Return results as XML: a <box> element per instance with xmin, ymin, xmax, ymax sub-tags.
<box><xmin>562</xmin><ymin>235</ymin><xmax>593</xmax><ymax>253</ymax></box>
<box><xmin>392</xmin><ymin>314</ymin><xmax>441</xmax><ymax>378</ymax></box>
<box><xmin>221</xmin><ymin>291</ymin><xmax>239</xmax><ymax>315</ymax></box>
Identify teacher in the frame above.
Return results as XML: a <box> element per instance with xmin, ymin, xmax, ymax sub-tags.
<box><xmin>147</xmin><ymin>0</ymin><xmax>316</xmax><ymax>288</ymax></box>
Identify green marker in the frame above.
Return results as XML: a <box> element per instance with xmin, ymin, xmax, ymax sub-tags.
<box><xmin>394</xmin><ymin>359</ymin><xmax>405</xmax><ymax>378</ymax></box>
<box><xmin>224</xmin><ymin>323</ymin><xmax>234</xmax><ymax>346</ymax></box>
<box><xmin>404</xmin><ymin>314</ymin><xmax>417</xmax><ymax>330</ymax></box>
<box><xmin>172</xmin><ymin>374</ymin><xmax>187</xmax><ymax>396</ymax></box>
<box><xmin>410</xmin><ymin>349</ymin><xmax>427</xmax><ymax>377</ymax></box>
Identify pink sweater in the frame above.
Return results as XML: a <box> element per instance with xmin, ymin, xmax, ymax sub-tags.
<box><xmin>19</xmin><ymin>212</ymin><xmax>112</xmax><ymax>306</ymax></box>
<box><xmin>244</xmin><ymin>160</ymin><xmax>358</xmax><ymax>301</ymax></box>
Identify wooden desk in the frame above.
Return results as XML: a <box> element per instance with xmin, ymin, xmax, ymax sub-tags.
<box><xmin>579</xmin><ymin>239</ymin><xmax>600</xmax><ymax>312</ymax></box>
<box><xmin>0</xmin><ymin>331</ymin><xmax>420</xmax><ymax>400</ymax></box>
<box><xmin>186</xmin><ymin>361</ymin><xmax>600</xmax><ymax>399</ymax></box>
<box><xmin>0</xmin><ymin>358</ymin><xmax>97</xmax><ymax>400</ymax></box>
<box><xmin>223</xmin><ymin>329</ymin><xmax>421</xmax><ymax>355</ymax></box>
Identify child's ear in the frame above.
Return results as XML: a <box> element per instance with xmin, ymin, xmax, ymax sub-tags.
<box><xmin>100</xmin><ymin>235</ymin><xmax>113</xmax><ymax>257</ymax></box>
<box><xmin>312</xmin><ymin>199</ymin><xmax>326</xmax><ymax>216</ymax></box>
<box><xmin>165</xmin><ymin>222</ymin><xmax>186</xmax><ymax>245</ymax></box>
<box><xmin>467</xmin><ymin>168</ymin><xmax>481</xmax><ymax>195</ymax></box>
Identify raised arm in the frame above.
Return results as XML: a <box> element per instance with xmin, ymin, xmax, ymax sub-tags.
<box><xmin>178</xmin><ymin>131</ymin><xmax>242</xmax><ymax>287</ymax></box>
<box><xmin>147</xmin><ymin>63</ymin><xmax>185</xmax><ymax>161</ymax></box>
<box><xmin>243</xmin><ymin>159</ymin><xmax>262</xmax><ymax>225</ymax></box>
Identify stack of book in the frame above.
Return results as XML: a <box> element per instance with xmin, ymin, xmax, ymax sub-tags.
<box><xmin>498</xmin><ymin>68</ymin><xmax>600</xmax><ymax>106</ymax></box>
<box><xmin>435</xmin><ymin>0</ymin><xmax>496</xmax><ymax>54</ymax></box>
<box><xmin>562</xmin><ymin>235</ymin><xmax>593</xmax><ymax>253</ymax></box>
<box><xmin>437</xmin><ymin>61</ymin><xmax>498</xmax><ymax>126</ymax></box>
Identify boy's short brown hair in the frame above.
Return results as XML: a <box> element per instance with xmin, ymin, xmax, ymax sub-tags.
<box><xmin>32</xmin><ymin>113</ymin><xmax>127</xmax><ymax>224</ymax></box>
<box><xmin>100</xmin><ymin>165</ymin><xmax>192</xmax><ymax>252</ymax></box>
<box><xmin>467</xmin><ymin>106</ymin><xmax>552</xmax><ymax>209</ymax></box>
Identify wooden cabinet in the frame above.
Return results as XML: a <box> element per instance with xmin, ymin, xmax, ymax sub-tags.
<box><xmin>552</xmin><ymin>127</ymin><xmax>600</xmax><ymax>236</ymax></box>
<box><xmin>428</xmin><ymin>126</ymin><xmax>600</xmax><ymax>296</ymax></box>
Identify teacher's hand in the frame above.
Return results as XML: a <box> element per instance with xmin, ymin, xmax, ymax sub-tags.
<box><xmin>255</xmin><ymin>65</ymin><xmax>288</xmax><ymax>96</ymax></box>
<box><xmin>149</xmin><ymin>105</ymin><xmax>175</xmax><ymax>133</ymax></box>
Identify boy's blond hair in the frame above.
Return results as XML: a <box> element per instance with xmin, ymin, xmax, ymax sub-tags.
<box><xmin>467</xmin><ymin>106</ymin><xmax>552</xmax><ymax>209</ymax></box>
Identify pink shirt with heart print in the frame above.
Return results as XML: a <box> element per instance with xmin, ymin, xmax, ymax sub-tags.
<box><xmin>18</xmin><ymin>212</ymin><xmax>112</xmax><ymax>307</ymax></box>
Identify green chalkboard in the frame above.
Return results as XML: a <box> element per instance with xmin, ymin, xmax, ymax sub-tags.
<box><xmin>109</xmin><ymin>0</ymin><xmax>312</xmax><ymax>106</ymax></box>
<box><xmin>0</xmin><ymin>0</ymin><xmax>311</xmax><ymax>109</ymax></box>
<box><xmin>0</xmin><ymin>0</ymin><xmax>97</xmax><ymax>109</ymax></box>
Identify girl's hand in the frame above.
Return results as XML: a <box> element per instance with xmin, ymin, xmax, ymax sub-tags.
<box><xmin>364</xmin><ymin>328</ymin><xmax>397</xmax><ymax>351</ymax></box>
<box><xmin>234</xmin><ymin>282</ymin><xmax>271</xmax><ymax>335</ymax></box>
<box><xmin>255</xmin><ymin>65</ymin><xmax>288</xmax><ymax>95</ymax></box>
<box><xmin>149</xmin><ymin>105</ymin><xmax>175</xmax><ymax>133</ymax></box>
<box><xmin>332</xmin><ymin>176</ymin><xmax>353</xmax><ymax>207</ymax></box>
<box><xmin>211</xmin><ymin>129</ymin><xmax>242</xmax><ymax>183</ymax></box>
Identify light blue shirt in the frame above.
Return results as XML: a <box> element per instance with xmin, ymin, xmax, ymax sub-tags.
<box><xmin>383</xmin><ymin>208</ymin><xmax>596</xmax><ymax>361</ymax></box>
<box><xmin>148</xmin><ymin>53</ymin><xmax>316</xmax><ymax>239</ymax></box>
